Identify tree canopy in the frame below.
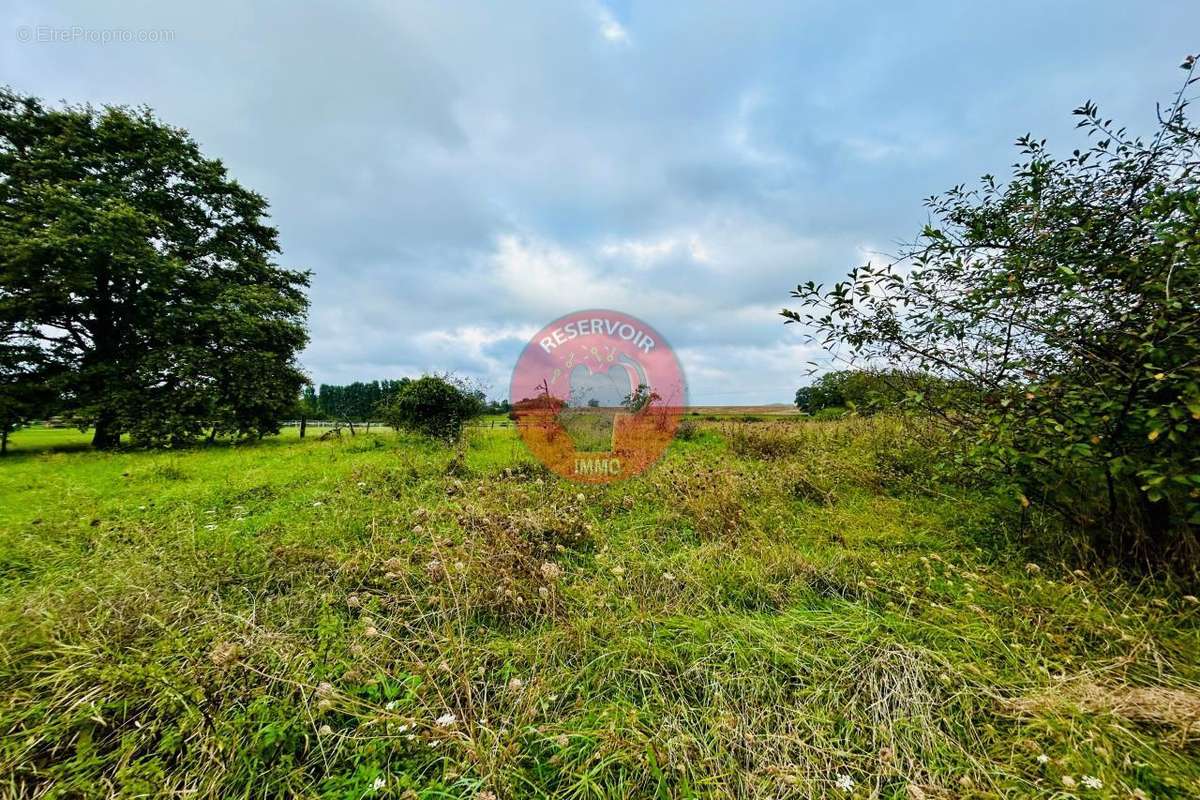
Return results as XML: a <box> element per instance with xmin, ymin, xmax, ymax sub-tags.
<box><xmin>0</xmin><ymin>89</ymin><xmax>309</xmax><ymax>448</ymax></box>
<box><xmin>784</xmin><ymin>60</ymin><xmax>1200</xmax><ymax>567</ymax></box>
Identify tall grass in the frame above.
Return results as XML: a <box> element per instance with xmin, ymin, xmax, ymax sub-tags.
<box><xmin>0</xmin><ymin>422</ymin><xmax>1197</xmax><ymax>797</ymax></box>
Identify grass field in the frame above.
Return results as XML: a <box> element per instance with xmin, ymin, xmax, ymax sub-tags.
<box><xmin>1</xmin><ymin>419</ymin><xmax>1198</xmax><ymax>798</ymax></box>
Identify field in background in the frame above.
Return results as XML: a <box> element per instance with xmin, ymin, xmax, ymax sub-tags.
<box><xmin>1</xmin><ymin>418</ymin><xmax>1197</xmax><ymax>798</ymax></box>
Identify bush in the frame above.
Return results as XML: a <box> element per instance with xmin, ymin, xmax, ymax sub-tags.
<box><xmin>785</xmin><ymin>62</ymin><xmax>1200</xmax><ymax>569</ymax></box>
<box><xmin>674</xmin><ymin>418</ymin><xmax>700</xmax><ymax>441</ymax></box>
<box><xmin>379</xmin><ymin>374</ymin><xmax>484</xmax><ymax>441</ymax></box>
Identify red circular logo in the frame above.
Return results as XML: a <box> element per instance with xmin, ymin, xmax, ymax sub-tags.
<box><xmin>509</xmin><ymin>310</ymin><xmax>687</xmax><ymax>483</ymax></box>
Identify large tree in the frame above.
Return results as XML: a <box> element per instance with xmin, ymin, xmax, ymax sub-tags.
<box><xmin>784</xmin><ymin>60</ymin><xmax>1200</xmax><ymax>566</ymax></box>
<box><xmin>0</xmin><ymin>89</ymin><xmax>309</xmax><ymax>448</ymax></box>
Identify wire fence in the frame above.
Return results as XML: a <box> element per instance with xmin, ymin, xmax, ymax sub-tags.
<box><xmin>281</xmin><ymin>420</ymin><xmax>514</xmax><ymax>430</ymax></box>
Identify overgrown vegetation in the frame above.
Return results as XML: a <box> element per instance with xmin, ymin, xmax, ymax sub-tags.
<box><xmin>1</xmin><ymin>418</ymin><xmax>1197</xmax><ymax>798</ymax></box>
<box><xmin>785</xmin><ymin>62</ymin><xmax>1200</xmax><ymax>572</ymax></box>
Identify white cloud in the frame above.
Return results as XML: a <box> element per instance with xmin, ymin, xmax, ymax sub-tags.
<box><xmin>595</xmin><ymin>5</ymin><xmax>630</xmax><ymax>44</ymax></box>
<box><xmin>599</xmin><ymin>234</ymin><xmax>712</xmax><ymax>268</ymax></box>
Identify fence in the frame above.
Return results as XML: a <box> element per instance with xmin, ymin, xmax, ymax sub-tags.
<box><xmin>281</xmin><ymin>420</ymin><xmax>514</xmax><ymax>430</ymax></box>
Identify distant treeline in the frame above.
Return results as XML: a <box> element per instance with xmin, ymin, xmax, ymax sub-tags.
<box><xmin>794</xmin><ymin>369</ymin><xmax>957</xmax><ymax>415</ymax></box>
<box><xmin>300</xmin><ymin>379</ymin><xmax>509</xmax><ymax>421</ymax></box>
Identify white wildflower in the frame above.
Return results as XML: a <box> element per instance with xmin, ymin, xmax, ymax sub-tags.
<box><xmin>1080</xmin><ymin>775</ymin><xmax>1102</xmax><ymax>789</ymax></box>
<box><xmin>371</xmin><ymin>776</ymin><xmax>385</xmax><ymax>791</ymax></box>
<box><xmin>318</xmin><ymin>724</ymin><xmax>333</xmax><ymax>736</ymax></box>
<box><xmin>576</xmin><ymin>492</ymin><xmax>585</xmax><ymax>502</ymax></box>
<box><xmin>364</xmin><ymin>625</ymin><xmax>379</xmax><ymax>637</ymax></box>
<box><xmin>312</xmin><ymin>501</ymin><xmax>323</xmax><ymax>507</ymax></box>
<box><xmin>1061</xmin><ymin>775</ymin><xmax>1076</xmax><ymax>788</ymax></box>
<box><xmin>540</xmin><ymin>561</ymin><xmax>563</xmax><ymax>580</ymax></box>
<box><xmin>835</xmin><ymin>774</ymin><xmax>854</xmax><ymax>792</ymax></box>
<box><xmin>508</xmin><ymin>677</ymin><xmax>525</xmax><ymax>691</ymax></box>
<box><xmin>538</xmin><ymin>586</ymin><xmax>550</xmax><ymax>598</ymax></box>
<box><xmin>435</xmin><ymin>712</ymin><xmax>457</xmax><ymax>727</ymax></box>
<box><xmin>204</xmin><ymin>524</ymin><xmax>217</xmax><ymax>530</ymax></box>
<box><xmin>1036</xmin><ymin>754</ymin><xmax>1049</xmax><ymax>764</ymax></box>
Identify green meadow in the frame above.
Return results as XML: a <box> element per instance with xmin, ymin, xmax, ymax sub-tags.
<box><xmin>0</xmin><ymin>419</ymin><xmax>1197</xmax><ymax>798</ymax></box>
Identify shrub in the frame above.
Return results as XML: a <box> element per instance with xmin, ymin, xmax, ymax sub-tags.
<box><xmin>674</xmin><ymin>418</ymin><xmax>700</xmax><ymax>442</ymax></box>
<box><xmin>785</xmin><ymin>62</ymin><xmax>1200</xmax><ymax>570</ymax></box>
<box><xmin>379</xmin><ymin>374</ymin><xmax>484</xmax><ymax>441</ymax></box>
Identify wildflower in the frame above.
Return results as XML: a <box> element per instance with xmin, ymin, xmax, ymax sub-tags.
<box><xmin>385</xmin><ymin>700</ymin><xmax>398</xmax><ymax>710</ymax></box>
<box><xmin>357</xmin><ymin>481</ymin><xmax>367</xmax><ymax>487</ymax></box>
<box><xmin>318</xmin><ymin>724</ymin><xmax>333</xmax><ymax>736</ymax></box>
<box><xmin>1024</xmin><ymin>563</ymin><xmax>1041</xmax><ymax>574</ymax></box>
<box><xmin>312</xmin><ymin>501</ymin><xmax>324</xmax><ymax>507</ymax></box>
<box><xmin>204</xmin><ymin>524</ymin><xmax>217</xmax><ymax>530</ymax></box>
<box><xmin>576</xmin><ymin>492</ymin><xmax>585</xmax><ymax>502</ymax></box>
<box><xmin>413</xmin><ymin>524</ymin><xmax>424</xmax><ymax>534</ymax></box>
<box><xmin>1081</xmin><ymin>776</ymin><xmax>1102</xmax><ymax>789</ymax></box>
<box><xmin>835</xmin><ymin>774</ymin><xmax>854</xmax><ymax>792</ymax></box>
<box><xmin>541</xmin><ymin>561</ymin><xmax>563</xmax><ymax>580</ymax></box>
<box><xmin>435</xmin><ymin>712</ymin><xmax>457</xmax><ymax>727</ymax></box>
<box><xmin>453</xmin><ymin>560</ymin><xmax>465</xmax><ymax>572</ymax></box>
<box><xmin>508</xmin><ymin>677</ymin><xmax>524</xmax><ymax>691</ymax></box>
<box><xmin>371</xmin><ymin>776</ymin><xmax>386</xmax><ymax>791</ymax></box>
<box><xmin>538</xmin><ymin>586</ymin><xmax>550</xmax><ymax>598</ymax></box>
<box><xmin>662</xmin><ymin>571</ymin><xmax>676</xmax><ymax>581</ymax></box>
<box><xmin>316</xmin><ymin>681</ymin><xmax>335</xmax><ymax>696</ymax></box>
<box><xmin>347</xmin><ymin>594</ymin><xmax>362</xmax><ymax>608</ymax></box>
<box><xmin>1061</xmin><ymin>775</ymin><xmax>1076</xmax><ymax>788</ymax></box>
<box><xmin>477</xmin><ymin>792</ymin><xmax>498</xmax><ymax>800</ymax></box>
<box><xmin>364</xmin><ymin>625</ymin><xmax>379</xmax><ymax>637</ymax></box>
<box><xmin>1036</xmin><ymin>754</ymin><xmax>1049</xmax><ymax>764</ymax></box>
<box><xmin>611</xmin><ymin>565</ymin><xmax>625</xmax><ymax>577</ymax></box>
<box><xmin>556</xmin><ymin>734</ymin><xmax>569</xmax><ymax>747</ymax></box>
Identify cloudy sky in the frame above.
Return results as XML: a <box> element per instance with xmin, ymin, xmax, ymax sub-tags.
<box><xmin>4</xmin><ymin>2</ymin><xmax>1196</xmax><ymax>403</ymax></box>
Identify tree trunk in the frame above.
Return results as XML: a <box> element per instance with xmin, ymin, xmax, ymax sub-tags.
<box><xmin>1</xmin><ymin>425</ymin><xmax>8</xmax><ymax>456</ymax></box>
<box><xmin>299</xmin><ymin>416</ymin><xmax>307</xmax><ymax>439</ymax></box>
<box><xmin>92</xmin><ymin>411</ymin><xmax>120</xmax><ymax>449</ymax></box>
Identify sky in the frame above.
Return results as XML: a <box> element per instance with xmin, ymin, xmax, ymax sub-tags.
<box><xmin>3</xmin><ymin>2</ymin><xmax>1197</xmax><ymax>404</ymax></box>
